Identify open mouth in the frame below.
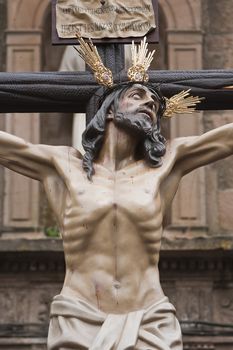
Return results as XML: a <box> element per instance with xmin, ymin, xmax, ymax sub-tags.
<box><xmin>138</xmin><ymin>109</ymin><xmax>154</xmax><ymax>122</ymax></box>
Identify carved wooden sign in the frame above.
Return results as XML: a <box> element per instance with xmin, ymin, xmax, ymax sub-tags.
<box><xmin>52</xmin><ymin>0</ymin><xmax>159</xmax><ymax>44</ymax></box>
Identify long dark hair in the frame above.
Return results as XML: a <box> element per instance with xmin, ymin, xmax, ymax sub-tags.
<box><xmin>82</xmin><ymin>83</ymin><xmax>167</xmax><ymax>180</ymax></box>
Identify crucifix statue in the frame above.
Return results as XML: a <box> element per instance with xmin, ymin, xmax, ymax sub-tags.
<box><xmin>0</xmin><ymin>35</ymin><xmax>233</xmax><ymax>349</ymax></box>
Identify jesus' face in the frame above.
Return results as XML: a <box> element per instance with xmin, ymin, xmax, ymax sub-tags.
<box><xmin>109</xmin><ymin>84</ymin><xmax>160</xmax><ymax>138</ymax></box>
<box><xmin>116</xmin><ymin>84</ymin><xmax>159</xmax><ymax>125</ymax></box>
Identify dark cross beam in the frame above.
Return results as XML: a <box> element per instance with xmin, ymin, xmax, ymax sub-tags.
<box><xmin>0</xmin><ymin>40</ymin><xmax>232</xmax><ymax>118</ymax></box>
<box><xmin>0</xmin><ymin>70</ymin><xmax>233</xmax><ymax>122</ymax></box>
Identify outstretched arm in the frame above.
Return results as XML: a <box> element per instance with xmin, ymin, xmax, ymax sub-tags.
<box><xmin>0</xmin><ymin>131</ymin><xmax>56</xmax><ymax>181</ymax></box>
<box><xmin>174</xmin><ymin>123</ymin><xmax>233</xmax><ymax>175</ymax></box>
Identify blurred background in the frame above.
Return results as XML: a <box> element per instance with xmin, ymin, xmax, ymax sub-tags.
<box><xmin>0</xmin><ymin>0</ymin><xmax>233</xmax><ymax>349</ymax></box>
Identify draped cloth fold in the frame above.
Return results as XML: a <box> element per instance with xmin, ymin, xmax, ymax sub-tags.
<box><xmin>48</xmin><ymin>294</ymin><xmax>182</xmax><ymax>350</ymax></box>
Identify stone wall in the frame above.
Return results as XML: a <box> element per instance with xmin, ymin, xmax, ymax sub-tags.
<box><xmin>202</xmin><ymin>0</ymin><xmax>233</xmax><ymax>237</ymax></box>
<box><xmin>0</xmin><ymin>0</ymin><xmax>6</xmax><ymax>71</ymax></box>
<box><xmin>203</xmin><ymin>0</ymin><xmax>233</xmax><ymax>69</ymax></box>
<box><xmin>0</xmin><ymin>0</ymin><xmax>6</xmax><ymax>231</ymax></box>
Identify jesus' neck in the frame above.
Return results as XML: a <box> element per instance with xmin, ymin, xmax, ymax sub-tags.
<box><xmin>95</xmin><ymin>120</ymin><xmax>139</xmax><ymax>172</ymax></box>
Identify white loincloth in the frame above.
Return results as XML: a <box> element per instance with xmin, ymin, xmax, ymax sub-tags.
<box><xmin>48</xmin><ymin>294</ymin><xmax>182</xmax><ymax>350</ymax></box>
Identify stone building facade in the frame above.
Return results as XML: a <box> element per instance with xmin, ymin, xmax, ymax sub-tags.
<box><xmin>0</xmin><ymin>0</ymin><xmax>233</xmax><ymax>349</ymax></box>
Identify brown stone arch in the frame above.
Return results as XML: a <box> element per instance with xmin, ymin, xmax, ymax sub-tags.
<box><xmin>8</xmin><ymin>0</ymin><xmax>50</xmax><ymax>29</ymax></box>
<box><xmin>159</xmin><ymin>0</ymin><xmax>200</xmax><ymax>30</ymax></box>
<box><xmin>33</xmin><ymin>0</ymin><xmax>51</xmax><ymax>29</ymax></box>
<box><xmin>159</xmin><ymin>0</ymin><xmax>177</xmax><ymax>29</ymax></box>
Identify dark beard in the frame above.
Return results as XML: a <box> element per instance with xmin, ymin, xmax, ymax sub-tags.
<box><xmin>113</xmin><ymin>111</ymin><xmax>166</xmax><ymax>167</ymax></box>
<box><xmin>114</xmin><ymin>112</ymin><xmax>153</xmax><ymax>138</ymax></box>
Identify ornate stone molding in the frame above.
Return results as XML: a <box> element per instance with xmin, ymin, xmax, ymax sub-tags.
<box><xmin>184</xmin><ymin>344</ymin><xmax>215</xmax><ymax>350</ymax></box>
<box><xmin>0</xmin><ymin>251</ymin><xmax>64</xmax><ymax>274</ymax></box>
<box><xmin>0</xmin><ymin>248</ymin><xmax>232</xmax><ymax>275</ymax></box>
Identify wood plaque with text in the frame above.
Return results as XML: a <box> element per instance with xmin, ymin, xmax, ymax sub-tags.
<box><xmin>52</xmin><ymin>0</ymin><xmax>159</xmax><ymax>45</ymax></box>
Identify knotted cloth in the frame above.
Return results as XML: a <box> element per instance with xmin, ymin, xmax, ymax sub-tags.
<box><xmin>48</xmin><ymin>294</ymin><xmax>182</xmax><ymax>349</ymax></box>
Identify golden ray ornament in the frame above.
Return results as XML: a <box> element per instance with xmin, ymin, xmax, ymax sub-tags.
<box><xmin>74</xmin><ymin>34</ymin><xmax>204</xmax><ymax>117</ymax></box>
<box><xmin>164</xmin><ymin>89</ymin><xmax>204</xmax><ymax>118</ymax></box>
<box><xmin>127</xmin><ymin>37</ymin><xmax>155</xmax><ymax>83</ymax></box>
<box><xmin>74</xmin><ymin>34</ymin><xmax>113</xmax><ymax>88</ymax></box>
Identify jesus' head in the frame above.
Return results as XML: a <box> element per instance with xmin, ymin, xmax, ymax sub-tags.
<box><xmin>82</xmin><ymin>83</ymin><xmax>167</xmax><ymax>180</ymax></box>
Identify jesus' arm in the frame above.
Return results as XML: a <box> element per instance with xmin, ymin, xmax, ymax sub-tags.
<box><xmin>0</xmin><ymin>131</ymin><xmax>58</xmax><ymax>181</ymax></box>
<box><xmin>173</xmin><ymin>123</ymin><xmax>233</xmax><ymax>176</ymax></box>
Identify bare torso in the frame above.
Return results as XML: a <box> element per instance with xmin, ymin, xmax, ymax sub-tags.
<box><xmin>43</xmin><ymin>143</ymin><xmax>179</xmax><ymax>314</ymax></box>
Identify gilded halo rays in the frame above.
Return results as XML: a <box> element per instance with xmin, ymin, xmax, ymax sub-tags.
<box><xmin>74</xmin><ymin>34</ymin><xmax>203</xmax><ymax>118</ymax></box>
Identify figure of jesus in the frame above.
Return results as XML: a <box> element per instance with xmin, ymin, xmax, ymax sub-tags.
<box><xmin>1</xmin><ymin>82</ymin><xmax>232</xmax><ymax>349</ymax></box>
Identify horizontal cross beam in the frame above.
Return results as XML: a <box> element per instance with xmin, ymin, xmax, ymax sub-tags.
<box><xmin>0</xmin><ymin>70</ymin><xmax>232</xmax><ymax>113</ymax></box>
